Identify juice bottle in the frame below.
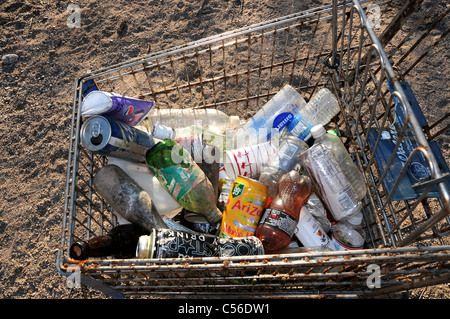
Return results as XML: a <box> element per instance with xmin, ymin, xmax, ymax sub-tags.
<box><xmin>255</xmin><ymin>170</ymin><xmax>311</xmax><ymax>254</ymax></box>
<box><xmin>145</xmin><ymin>139</ymin><xmax>223</xmax><ymax>224</ymax></box>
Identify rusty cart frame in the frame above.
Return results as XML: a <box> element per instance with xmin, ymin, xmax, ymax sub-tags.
<box><xmin>57</xmin><ymin>0</ymin><xmax>450</xmax><ymax>298</ymax></box>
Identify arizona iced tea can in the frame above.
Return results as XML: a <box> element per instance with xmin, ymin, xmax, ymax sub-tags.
<box><xmin>219</xmin><ymin>176</ymin><xmax>268</xmax><ymax>238</ymax></box>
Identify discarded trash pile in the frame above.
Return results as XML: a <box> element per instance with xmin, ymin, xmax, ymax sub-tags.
<box><xmin>70</xmin><ymin>84</ymin><xmax>368</xmax><ymax>261</ymax></box>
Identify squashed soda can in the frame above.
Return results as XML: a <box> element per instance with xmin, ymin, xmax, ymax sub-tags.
<box><xmin>81</xmin><ymin>91</ymin><xmax>154</xmax><ymax>126</ymax></box>
<box><xmin>183</xmin><ymin>210</ymin><xmax>220</xmax><ymax>235</ymax></box>
<box><xmin>80</xmin><ymin>115</ymin><xmax>155</xmax><ymax>162</ymax></box>
<box><xmin>136</xmin><ymin>228</ymin><xmax>264</xmax><ymax>258</ymax></box>
<box><xmin>219</xmin><ymin>176</ymin><xmax>268</xmax><ymax>238</ymax></box>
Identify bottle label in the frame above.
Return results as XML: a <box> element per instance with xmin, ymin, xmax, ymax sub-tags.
<box><xmin>272</xmin><ymin>112</ymin><xmax>294</xmax><ymax>132</ymax></box>
<box><xmin>295</xmin><ymin>208</ymin><xmax>333</xmax><ymax>249</ymax></box>
<box><xmin>287</xmin><ymin>112</ymin><xmax>313</xmax><ymax>141</ymax></box>
<box><xmin>157</xmin><ymin>164</ymin><xmax>205</xmax><ymax>202</ymax></box>
<box><xmin>305</xmin><ymin>145</ymin><xmax>359</xmax><ymax>220</ymax></box>
<box><xmin>331</xmin><ymin>235</ymin><xmax>362</xmax><ymax>251</ymax></box>
<box><xmin>260</xmin><ymin>208</ymin><xmax>298</xmax><ymax>237</ymax></box>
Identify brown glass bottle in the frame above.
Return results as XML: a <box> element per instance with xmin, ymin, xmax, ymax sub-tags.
<box><xmin>69</xmin><ymin>224</ymin><xmax>149</xmax><ymax>260</ymax></box>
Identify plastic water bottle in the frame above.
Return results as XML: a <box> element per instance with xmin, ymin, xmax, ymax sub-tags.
<box><xmin>233</xmin><ymin>84</ymin><xmax>307</xmax><ymax>147</ymax></box>
<box><xmin>300</xmin><ymin>124</ymin><xmax>367</xmax><ymax>221</ymax></box>
<box><xmin>286</xmin><ymin>88</ymin><xmax>340</xmax><ymax>141</ymax></box>
<box><xmin>258</xmin><ymin>134</ymin><xmax>309</xmax><ymax>199</ymax></box>
<box><xmin>331</xmin><ymin>212</ymin><xmax>366</xmax><ymax>250</ymax></box>
<box><xmin>144</xmin><ymin>108</ymin><xmax>240</xmax><ymax>134</ymax></box>
<box><xmin>255</xmin><ymin>170</ymin><xmax>312</xmax><ymax>254</ymax></box>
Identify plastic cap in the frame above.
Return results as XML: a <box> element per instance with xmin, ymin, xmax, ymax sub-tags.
<box><xmin>311</xmin><ymin>125</ymin><xmax>326</xmax><ymax>139</ymax></box>
<box><xmin>229</xmin><ymin>116</ymin><xmax>240</xmax><ymax>128</ymax></box>
<box><xmin>152</xmin><ymin>123</ymin><xmax>175</xmax><ymax>140</ymax></box>
<box><xmin>347</xmin><ymin>212</ymin><xmax>363</xmax><ymax>225</ymax></box>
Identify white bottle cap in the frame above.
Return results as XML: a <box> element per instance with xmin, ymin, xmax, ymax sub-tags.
<box><xmin>229</xmin><ymin>115</ymin><xmax>240</xmax><ymax>128</ymax></box>
<box><xmin>152</xmin><ymin>123</ymin><xmax>175</xmax><ymax>140</ymax></box>
<box><xmin>311</xmin><ymin>125</ymin><xmax>326</xmax><ymax>139</ymax></box>
<box><xmin>347</xmin><ymin>212</ymin><xmax>363</xmax><ymax>225</ymax></box>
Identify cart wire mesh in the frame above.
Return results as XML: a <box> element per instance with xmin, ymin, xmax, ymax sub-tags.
<box><xmin>57</xmin><ymin>0</ymin><xmax>449</xmax><ymax>298</ymax></box>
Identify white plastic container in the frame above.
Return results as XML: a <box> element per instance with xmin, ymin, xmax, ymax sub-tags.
<box><xmin>294</xmin><ymin>206</ymin><xmax>334</xmax><ymax>250</ymax></box>
<box><xmin>300</xmin><ymin>125</ymin><xmax>367</xmax><ymax>221</ymax></box>
<box><xmin>107</xmin><ymin>157</ymin><xmax>182</xmax><ymax>218</ymax></box>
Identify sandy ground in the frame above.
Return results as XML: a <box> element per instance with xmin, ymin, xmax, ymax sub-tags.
<box><xmin>0</xmin><ymin>0</ymin><xmax>448</xmax><ymax>299</ymax></box>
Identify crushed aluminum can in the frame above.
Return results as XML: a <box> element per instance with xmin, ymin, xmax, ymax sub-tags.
<box><xmin>136</xmin><ymin>228</ymin><xmax>264</xmax><ymax>258</ymax></box>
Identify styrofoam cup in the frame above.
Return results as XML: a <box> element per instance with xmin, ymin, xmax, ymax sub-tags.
<box><xmin>224</xmin><ymin>142</ymin><xmax>276</xmax><ymax>180</ymax></box>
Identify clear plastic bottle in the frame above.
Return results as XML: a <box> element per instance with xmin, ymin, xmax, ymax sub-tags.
<box><xmin>144</xmin><ymin>108</ymin><xmax>240</xmax><ymax>134</ymax></box>
<box><xmin>286</xmin><ymin>88</ymin><xmax>340</xmax><ymax>141</ymax></box>
<box><xmin>258</xmin><ymin>134</ymin><xmax>309</xmax><ymax>199</ymax></box>
<box><xmin>331</xmin><ymin>212</ymin><xmax>366</xmax><ymax>250</ymax></box>
<box><xmin>301</xmin><ymin>124</ymin><xmax>366</xmax><ymax>221</ymax></box>
<box><xmin>255</xmin><ymin>171</ymin><xmax>312</xmax><ymax>254</ymax></box>
<box><xmin>233</xmin><ymin>84</ymin><xmax>307</xmax><ymax>148</ymax></box>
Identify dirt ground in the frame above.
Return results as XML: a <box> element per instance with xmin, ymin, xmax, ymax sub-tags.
<box><xmin>0</xmin><ymin>0</ymin><xmax>448</xmax><ymax>299</ymax></box>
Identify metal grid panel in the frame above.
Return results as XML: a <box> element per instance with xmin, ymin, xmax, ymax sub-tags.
<box><xmin>57</xmin><ymin>0</ymin><xmax>450</xmax><ymax>298</ymax></box>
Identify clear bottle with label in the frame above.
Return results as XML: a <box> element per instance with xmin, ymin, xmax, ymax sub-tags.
<box><xmin>331</xmin><ymin>212</ymin><xmax>366</xmax><ymax>251</ymax></box>
<box><xmin>233</xmin><ymin>84</ymin><xmax>307</xmax><ymax>148</ymax></box>
<box><xmin>286</xmin><ymin>88</ymin><xmax>340</xmax><ymax>141</ymax></box>
<box><xmin>258</xmin><ymin>134</ymin><xmax>309</xmax><ymax>199</ymax></box>
<box><xmin>300</xmin><ymin>124</ymin><xmax>367</xmax><ymax>221</ymax></box>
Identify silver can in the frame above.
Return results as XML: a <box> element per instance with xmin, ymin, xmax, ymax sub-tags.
<box><xmin>80</xmin><ymin>115</ymin><xmax>155</xmax><ymax>162</ymax></box>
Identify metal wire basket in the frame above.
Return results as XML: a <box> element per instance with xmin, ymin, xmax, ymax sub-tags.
<box><xmin>57</xmin><ymin>0</ymin><xmax>450</xmax><ymax>298</ymax></box>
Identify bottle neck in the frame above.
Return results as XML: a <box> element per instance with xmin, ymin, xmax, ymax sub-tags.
<box><xmin>69</xmin><ymin>234</ymin><xmax>114</xmax><ymax>259</ymax></box>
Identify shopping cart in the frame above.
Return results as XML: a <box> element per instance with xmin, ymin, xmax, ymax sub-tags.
<box><xmin>57</xmin><ymin>0</ymin><xmax>449</xmax><ymax>298</ymax></box>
